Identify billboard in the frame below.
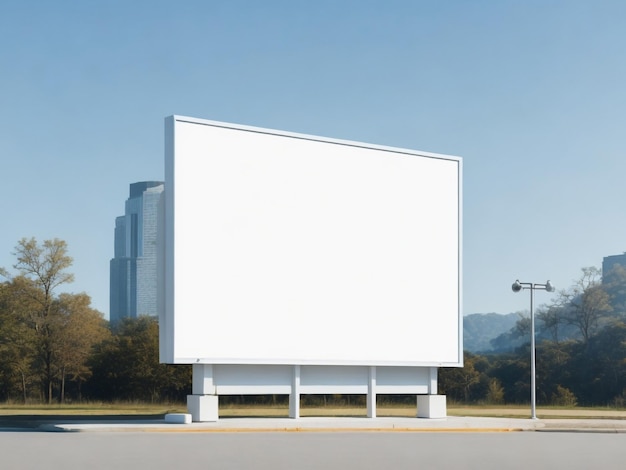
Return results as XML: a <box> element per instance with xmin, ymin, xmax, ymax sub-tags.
<box><xmin>160</xmin><ymin>115</ymin><xmax>462</xmax><ymax>366</ymax></box>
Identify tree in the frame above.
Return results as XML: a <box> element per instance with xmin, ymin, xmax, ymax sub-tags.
<box><xmin>560</xmin><ymin>267</ymin><xmax>612</xmax><ymax>344</ymax></box>
<box><xmin>53</xmin><ymin>293</ymin><xmax>110</xmax><ymax>402</ymax></box>
<box><xmin>1</xmin><ymin>237</ymin><xmax>108</xmax><ymax>404</ymax></box>
<box><xmin>87</xmin><ymin>317</ymin><xmax>191</xmax><ymax>402</ymax></box>
<box><xmin>489</xmin><ymin>355</ymin><xmax>529</xmax><ymax>404</ymax></box>
<box><xmin>10</xmin><ymin>237</ymin><xmax>74</xmax><ymax>298</ymax></box>
<box><xmin>575</xmin><ymin>321</ymin><xmax>626</xmax><ymax>404</ymax></box>
<box><xmin>439</xmin><ymin>353</ymin><xmax>482</xmax><ymax>403</ymax></box>
<box><xmin>9</xmin><ymin>238</ymin><xmax>74</xmax><ymax>403</ymax></box>
<box><xmin>552</xmin><ymin>385</ymin><xmax>577</xmax><ymax>407</ymax></box>
<box><xmin>537</xmin><ymin>304</ymin><xmax>563</xmax><ymax>343</ymax></box>
<box><xmin>486</xmin><ymin>378</ymin><xmax>505</xmax><ymax>405</ymax></box>
<box><xmin>535</xmin><ymin>340</ymin><xmax>574</xmax><ymax>404</ymax></box>
<box><xmin>0</xmin><ymin>279</ymin><xmax>38</xmax><ymax>402</ymax></box>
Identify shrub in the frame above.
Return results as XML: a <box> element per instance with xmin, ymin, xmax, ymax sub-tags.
<box><xmin>486</xmin><ymin>379</ymin><xmax>505</xmax><ymax>405</ymax></box>
<box><xmin>552</xmin><ymin>385</ymin><xmax>577</xmax><ymax>407</ymax></box>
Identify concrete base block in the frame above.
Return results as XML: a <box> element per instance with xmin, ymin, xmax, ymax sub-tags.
<box><xmin>164</xmin><ymin>413</ymin><xmax>192</xmax><ymax>424</ymax></box>
<box><xmin>187</xmin><ymin>395</ymin><xmax>219</xmax><ymax>422</ymax></box>
<box><xmin>417</xmin><ymin>394</ymin><xmax>447</xmax><ymax>418</ymax></box>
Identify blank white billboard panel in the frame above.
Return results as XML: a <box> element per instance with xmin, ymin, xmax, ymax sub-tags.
<box><xmin>161</xmin><ymin>116</ymin><xmax>462</xmax><ymax>366</ymax></box>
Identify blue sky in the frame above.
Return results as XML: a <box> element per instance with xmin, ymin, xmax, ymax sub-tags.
<box><xmin>1</xmin><ymin>1</ymin><xmax>625</xmax><ymax>319</ymax></box>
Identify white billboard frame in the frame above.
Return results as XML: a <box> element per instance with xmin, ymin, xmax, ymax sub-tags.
<box><xmin>160</xmin><ymin>115</ymin><xmax>462</xmax><ymax>369</ymax></box>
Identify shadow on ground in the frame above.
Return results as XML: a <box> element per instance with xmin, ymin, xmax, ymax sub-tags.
<box><xmin>0</xmin><ymin>414</ymin><xmax>165</xmax><ymax>431</ymax></box>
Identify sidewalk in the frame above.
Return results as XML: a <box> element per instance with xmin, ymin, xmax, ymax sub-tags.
<box><xmin>39</xmin><ymin>416</ymin><xmax>626</xmax><ymax>433</ymax></box>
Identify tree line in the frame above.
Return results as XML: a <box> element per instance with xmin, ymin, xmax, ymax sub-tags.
<box><xmin>0</xmin><ymin>238</ymin><xmax>190</xmax><ymax>404</ymax></box>
<box><xmin>2</xmin><ymin>238</ymin><xmax>625</xmax><ymax>407</ymax></box>
<box><xmin>440</xmin><ymin>266</ymin><xmax>626</xmax><ymax>407</ymax></box>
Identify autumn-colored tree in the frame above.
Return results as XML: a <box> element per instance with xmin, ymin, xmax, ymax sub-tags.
<box><xmin>439</xmin><ymin>354</ymin><xmax>482</xmax><ymax>403</ymax></box>
<box><xmin>5</xmin><ymin>238</ymin><xmax>74</xmax><ymax>402</ymax></box>
<box><xmin>53</xmin><ymin>293</ymin><xmax>111</xmax><ymax>402</ymax></box>
<box><xmin>0</xmin><ymin>279</ymin><xmax>38</xmax><ymax>402</ymax></box>
<box><xmin>1</xmin><ymin>238</ymin><xmax>107</xmax><ymax>403</ymax></box>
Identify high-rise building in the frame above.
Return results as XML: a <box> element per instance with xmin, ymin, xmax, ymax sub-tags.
<box><xmin>110</xmin><ymin>181</ymin><xmax>164</xmax><ymax>323</ymax></box>
<box><xmin>602</xmin><ymin>253</ymin><xmax>626</xmax><ymax>282</ymax></box>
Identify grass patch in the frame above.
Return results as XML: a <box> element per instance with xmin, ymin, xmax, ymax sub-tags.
<box><xmin>0</xmin><ymin>402</ymin><xmax>186</xmax><ymax>416</ymax></box>
<box><xmin>2</xmin><ymin>402</ymin><xmax>625</xmax><ymax>420</ymax></box>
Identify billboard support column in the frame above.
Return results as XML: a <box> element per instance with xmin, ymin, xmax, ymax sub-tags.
<box><xmin>289</xmin><ymin>365</ymin><xmax>301</xmax><ymax>419</ymax></box>
<box><xmin>192</xmin><ymin>364</ymin><xmax>216</xmax><ymax>394</ymax></box>
<box><xmin>417</xmin><ymin>394</ymin><xmax>447</xmax><ymax>418</ymax></box>
<box><xmin>416</xmin><ymin>367</ymin><xmax>446</xmax><ymax>418</ymax></box>
<box><xmin>187</xmin><ymin>364</ymin><xmax>218</xmax><ymax>422</ymax></box>
<box><xmin>428</xmin><ymin>367</ymin><xmax>438</xmax><ymax>394</ymax></box>
<box><xmin>367</xmin><ymin>366</ymin><xmax>377</xmax><ymax>418</ymax></box>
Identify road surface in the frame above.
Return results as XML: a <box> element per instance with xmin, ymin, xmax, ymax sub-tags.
<box><xmin>1</xmin><ymin>431</ymin><xmax>625</xmax><ymax>469</ymax></box>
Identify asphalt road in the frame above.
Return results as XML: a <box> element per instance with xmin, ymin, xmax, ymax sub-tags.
<box><xmin>1</xmin><ymin>431</ymin><xmax>625</xmax><ymax>470</ymax></box>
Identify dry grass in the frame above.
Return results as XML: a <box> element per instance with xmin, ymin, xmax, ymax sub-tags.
<box><xmin>219</xmin><ymin>404</ymin><xmax>626</xmax><ymax>419</ymax></box>
<box><xmin>2</xmin><ymin>402</ymin><xmax>626</xmax><ymax>419</ymax></box>
<box><xmin>0</xmin><ymin>402</ymin><xmax>185</xmax><ymax>416</ymax></box>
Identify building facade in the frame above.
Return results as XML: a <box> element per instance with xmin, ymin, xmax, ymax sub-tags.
<box><xmin>602</xmin><ymin>253</ymin><xmax>626</xmax><ymax>282</ymax></box>
<box><xmin>110</xmin><ymin>181</ymin><xmax>164</xmax><ymax>323</ymax></box>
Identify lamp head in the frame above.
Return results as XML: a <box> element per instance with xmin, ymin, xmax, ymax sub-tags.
<box><xmin>545</xmin><ymin>280</ymin><xmax>555</xmax><ymax>292</ymax></box>
<box><xmin>512</xmin><ymin>280</ymin><xmax>523</xmax><ymax>293</ymax></box>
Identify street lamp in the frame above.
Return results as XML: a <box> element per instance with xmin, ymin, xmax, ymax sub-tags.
<box><xmin>511</xmin><ymin>280</ymin><xmax>555</xmax><ymax>419</ymax></box>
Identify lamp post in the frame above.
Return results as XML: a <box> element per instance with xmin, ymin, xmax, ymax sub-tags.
<box><xmin>511</xmin><ymin>280</ymin><xmax>555</xmax><ymax>420</ymax></box>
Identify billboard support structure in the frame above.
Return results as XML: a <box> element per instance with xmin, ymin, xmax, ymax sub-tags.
<box><xmin>161</xmin><ymin>115</ymin><xmax>462</xmax><ymax>421</ymax></box>
<box><xmin>187</xmin><ymin>363</ymin><xmax>443</xmax><ymax>420</ymax></box>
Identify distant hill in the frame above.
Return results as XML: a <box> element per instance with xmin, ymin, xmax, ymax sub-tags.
<box><xmin>463</xmin><ymin>312</ymin><xmax>519</xmax><ymax>353</ymax></box>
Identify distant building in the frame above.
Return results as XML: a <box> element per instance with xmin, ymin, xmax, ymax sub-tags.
<box><xmin>110</xmin><ymin>181</ymin><xmax>164</xmax><ymax>323</ymax></box>
<box><xmin>602</xmin><ymin>253</ymin><xmax>626</xmax><ymax>283</ymax></box>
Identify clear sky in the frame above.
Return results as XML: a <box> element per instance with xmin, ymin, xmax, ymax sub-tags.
<box><xmin>1</xmin><ymin>1</ymin><xmax>625</xmax><ymax>320</ymax></box>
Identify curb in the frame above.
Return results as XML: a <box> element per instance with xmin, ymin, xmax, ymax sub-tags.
<box><xmin>537</xmin><ymin>428</ymin><xmax>626</xmax><ymax>434</ymax></box>
<box><xmin>39</xmin><ymin>420</ymin><xmax>534</xmax><ymax>433</ymax></box>
<box><xmin>41</xmin><ymin>425</ymin><xmax>527</xmax><ymax>433</ymax></box>
<box><xmin>31</xmin><ymin>417</ymin><xmax>626</xmax><ymax>434</ymax></box>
